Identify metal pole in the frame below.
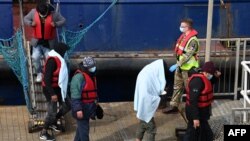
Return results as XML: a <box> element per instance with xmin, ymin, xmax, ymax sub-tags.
<box><xmin>19</xmin><ymin>0</ymin><xmax>27</xmax><ymax>47</ymax></box>
<box><xmin>205</xmin><ymin>0</ymin><xmax>214</xmax><ymax>62</ymax></box>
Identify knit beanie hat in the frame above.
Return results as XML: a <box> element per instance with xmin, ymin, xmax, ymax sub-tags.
<box><xmin>82</xmin><ymin>56</ymin><xmax>96</xmax><ymax>68</ymax></box>
<box><xmin>202</xmin><ymin>61</ymin><xmax>216</xmax><ymax>74</ymax></box>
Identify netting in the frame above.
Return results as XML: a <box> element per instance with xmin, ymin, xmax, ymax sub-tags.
<box><xmin>0</xmin><ymin>0</ymin><xmax>117</xmax><ymax>114</ymax></box>
<box><xmin>0</xmin><ymin>29</ymin><xmax>32</xmax><ymax>113</ymax></box>
<box><xmin>61</xmin><ymin>0</ymin><xmax>118</xmax><ymax>55</ymax></box>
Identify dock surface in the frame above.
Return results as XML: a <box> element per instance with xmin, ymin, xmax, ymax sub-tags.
<box><xmin>0</xmin><ymin>100</ymin><xmax>244</xmax><ymax>141</ymax></box>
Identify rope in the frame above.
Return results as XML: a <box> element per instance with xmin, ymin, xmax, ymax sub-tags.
<box><xmin>0</xmin><ymin>0</ymin><xmax>118</xmax><ymax>114</ymax></box>
<box><xmin>61</xmin><ymin>0</ymin><xmax>118</xmax><ymax>54</ymax></box>
<box><xmin>0</xmin><ymin>29</ymin><xmax>32</xmax><ymax>113</ymax></box>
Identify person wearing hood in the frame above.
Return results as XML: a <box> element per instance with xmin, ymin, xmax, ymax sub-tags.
<box><xmin>134</xmin><ymin>59</ymin><xmax>169</xmax><ymax>141</ymax></box>
<box><xmin>70</xmin><ymin>56</ymin><xmax>101</xmax><ymax>141</ymax></box>
<box><xmin>24</xmin><ymin>1</ymin><xmax>66</xmax><ymax>82</ymax></box>
<box><xmin>183</xmin><ymin>61</ymin><xmax>221</xmax><ymax>141</ymax></box>
<box><xmin>40</xmin><ymin>42</ymin><xmax>71</xmax><ymax>141</ymax></box>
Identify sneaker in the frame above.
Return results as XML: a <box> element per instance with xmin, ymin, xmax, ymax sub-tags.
<box><xmin>36</xmin><ymin>73</ymin><xmax>42</xmax><ymax>83</ymax></box>
<box><xmin>39</xmin><ymin>131</ymin><xmax>55</xmax><ymax>141</ymax></box>
<box><xmin>49</xmin><ymin>124</ymin><xmax>61</xmax><ymax>132</ymax></box>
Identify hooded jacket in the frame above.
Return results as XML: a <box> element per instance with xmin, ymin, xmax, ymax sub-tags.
<box><xmin>42</xmin><ymin>43</ymin><xmax>68</xmax><ymax>101</ymax></box>
<box><xmin>24</xmin><ymin>8</ymin><xmax>65</xmax><ymax>48</ymax></box>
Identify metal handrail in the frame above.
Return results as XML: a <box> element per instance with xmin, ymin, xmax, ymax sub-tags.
<box><xmin>240</xmin><ymin>61</ymin><xmax>250</xmax><ymax>122</ymax></box>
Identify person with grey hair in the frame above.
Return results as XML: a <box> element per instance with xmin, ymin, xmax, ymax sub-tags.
<box><xmin>24</xmin><ymin>1</ymin><xmax>66</xmax><ymax>82</ymax></box>
<box><xmin>70</xmin><ymin>56</ymin><xmax>100</xmax><ymax>141</ymax></box>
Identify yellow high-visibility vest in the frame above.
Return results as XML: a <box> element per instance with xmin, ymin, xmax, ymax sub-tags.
<box><xmin>179</xmin><ymin>36</ymin><xmax>199</xmax><ymax>71</ymax></box>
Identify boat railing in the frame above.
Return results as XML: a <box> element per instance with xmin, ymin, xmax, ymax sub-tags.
<box><xmin>231</xmin><ymin>61</ymin><xmax>250</xmax><ymax>124</ymax></box>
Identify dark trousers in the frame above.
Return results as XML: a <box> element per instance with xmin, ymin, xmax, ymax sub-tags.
<box><xmin>44</xmin><ymin>97</ymin><xmax>71</xmax><ymax>129</ymax></box>
<box><xmin>74</xmin><ymin>103</ymin><xmax>96</xmax><ymax>141</ymax></box>
<box><xmin>183</xmin><ymin>120</ymin><xmax>213</xmax><ymax>141</ymax></box>
<box><xmin>136</xmin><ymin>118</ymin><xmax>156</xmax><ymax>141</ymax></box>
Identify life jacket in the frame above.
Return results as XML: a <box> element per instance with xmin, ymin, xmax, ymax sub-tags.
<box><xmin>75</xmin><ymin>70</ymin><xmax>98</xmax><ymax>103</ymax></box>
<box><xmin>42</xmin><ymin>56</ymin><xmax>61</xmax><ymax>87</ymax></box>
<box><xmin>175</xmin><ymin>29</ymin><xmax>199</xmax><ymax>70</ymax></box>
<box><xmin>33</xmin><ymin>10</ymin><xmax>56</xmax><ymax>40</ymax></box>
<box><xmin>186</xmin><ymin>73</ymin><xmax>213</xmax><ymax>108</ymax></box>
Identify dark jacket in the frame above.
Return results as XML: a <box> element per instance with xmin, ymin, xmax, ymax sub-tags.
<box><xmin>70</xmin><ymin>70</ymin><xmax>97</xmax><ymax>119</ymax></box>
<box><xmin>185</xmin><ymin>72</ymin><xmax>218</xmax><ymax>121</ymax></box>
<box><xmin>43</xmin><ymin>58</ymin><xmax>61</xmax><ymax>101</ymax></box>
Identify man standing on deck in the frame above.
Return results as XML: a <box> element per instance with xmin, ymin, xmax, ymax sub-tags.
<box><xmin>24</xmin><ymin>1</ymin><xmax>65</xmax><ymax>82</ymax></box>
<box><xmin>163</xmin><ymin>18</ymin><xmax>200</xmax><ymax>114</ymax></box>
<box><xmin>134</xmin><ymin>59</ymin><xmax>169</xmax><ymax>141</ymax></box>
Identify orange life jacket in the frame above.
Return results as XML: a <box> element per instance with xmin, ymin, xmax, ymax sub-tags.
<box><xmin>75</xmin><ymin>70</ymin><xmax>98</xmax><ymax>103</ymax></box>
<box><xmin>42</xmin><ymin>56</ymin><xmax>61</xmax><ymax>87</ymax></box>
<box><xmin>33</xmin><ymin>10</ymin><xmax>56</xmax><ymax>40</ymax></box>
<box><xmin>186</xmin><ymin>74</ymin><xmax>213</xmax><ymax>108</ymax></box>
<box><xmin>175</xmin><ymin>29</ymin><xmax>198</xmax><ymax>55</ymax></box>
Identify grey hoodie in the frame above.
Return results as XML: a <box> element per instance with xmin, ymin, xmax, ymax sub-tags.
<box><xmin>24</xmin><ymin>8</ymin><xmax>66</xmax><ymax>48</ymax></box>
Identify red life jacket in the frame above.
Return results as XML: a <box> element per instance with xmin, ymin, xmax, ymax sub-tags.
<box><xmin>186</xmin><ymin>73</ymin><xmax>213</xmax><ymax>108</ymax></box>
<box><xmin>33</xmin><ymin>10</ymin><xmax>56</xmax><ymax>40</ymax></box>
<box><xmin>175</xmin><ymin>29</ymin><xmax>198</xmax><ymax>55</ymax></box>
<box><xmin>42</xmin><ymin>56</ymin><xmax>61</xmax><ymax>87</ymax></box>
<box><xmin>75</xmin><ymin>70</ymin><xmax>98</xmax><ymax>103</ymax></box>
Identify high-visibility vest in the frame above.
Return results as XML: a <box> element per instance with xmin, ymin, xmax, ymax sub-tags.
<box><xmin>179</xmin><ymin>36</ymin><xmax>199</xmax><ymax>70</ymax></box>
<box><xmin>33</xmin><ymin>10</ymin><xmax>56</xmax><ymax>40</ymax></box>
<box><xmin>175</xmin><ymin>29</ymin><xmax>199</xmax><ymax>70</ymax></box>
<box><xmin>186</xmin><ymin>74</ymin><xmax>213</xmax><ymax>108</ymax></box>
<box><xmin>42</xmin><ymin>56</ymin><xmax>61</xmax><ymax>87</ymax></box>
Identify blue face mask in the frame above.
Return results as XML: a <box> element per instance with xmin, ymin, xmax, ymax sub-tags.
<box><xmin>89</xmin><ymin>66</ymin><xmax>96</xmax><ymax>73</ymax></box>
<box><xmin>207</xmin><ymin>74</ymin><xmax>213</xmax><ymax>80</ymax></box>
<box><xmin>180</xmin><ymin>27</ymin><xmax>185</xmax><ymax>33</ymax></box>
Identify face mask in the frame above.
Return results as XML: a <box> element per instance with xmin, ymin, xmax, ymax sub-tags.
<box><xmin>207</xmin><ymin>74</ymin><xmax>213</xmax><ymax>80</ymax></box>
<box><xmin>180</xmin><ymin>27</ymin><xmax>185</xmax><ymax>33</ymax></box>
<box><xmin>89</xmin><ymin>66</ymin><xmax>96</xmax><ymax>73</ymax></box>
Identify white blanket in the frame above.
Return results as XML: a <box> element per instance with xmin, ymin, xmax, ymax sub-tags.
<box><xmin>134</xmin><ymin>59</ymin><xmax>166</xmax><ymax>123</ymax></box>
<box><xmin>48</xmin><ymin>50</ymin><xmax>68</xmax><ymax>102</ymax></box>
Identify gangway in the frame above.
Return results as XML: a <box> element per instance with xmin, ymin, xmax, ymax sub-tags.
<box><xmin>26</xmin><ymin>41</ymin><xmax>66</xmax><ymax>133</ymax></box>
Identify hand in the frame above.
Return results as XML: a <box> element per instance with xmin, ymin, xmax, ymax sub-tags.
<box><xmin>77</xmin><ymin>110</ymin><xmax>83</xmax><ymax>119</ymax></box>
<box><xmin>51</xmin><ymin>95</ymin><xmax>58</xmax><ymax>102</ymax></box>
<box><xmin>214</xmin><ymin>70</ymin><xmax>221</xmax><ymax>78</ymax></box>
<box><xmin>193</xmin><ymin>119</ymin><xmax>200</xmax><ymax>129</ymax></box>
<box><xmin>161</xmin><ymin>90</ymin><xmax>167</xmax><ymax>95</ymax></box>
<box><xmin>31</xmin><ymin>21</ymin><xmax>36</xmax><ymax>26</ymax></box>
<box><xmin>51</xmin><ymin>22</ymin><xmax>55</xmax><ymax>27</ymax></box>
<box><xmin>169</xmin><ymin>64</ymin><xmax>178</xmax><ymax>72</ymax></box>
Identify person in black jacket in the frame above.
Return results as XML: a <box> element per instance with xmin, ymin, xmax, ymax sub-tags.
<box><xmin>40</xmin><ymin>42</ymin><xmax>71</xmax><ymax>141</ymax></box>
<box><xmin>184</xmin><ymin>61</ymin><xmax>221</xmax><ymax>141</ymax></box>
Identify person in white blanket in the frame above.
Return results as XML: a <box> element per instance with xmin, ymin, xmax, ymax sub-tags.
<box><xmin>134</xmin><ymin>59</ymin><xmax>170</xmax><ymax>141</ymax></box>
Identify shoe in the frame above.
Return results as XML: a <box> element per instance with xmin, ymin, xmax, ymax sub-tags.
<box><xmin>162</xmin><ymin>106</ymin><xmax>179</xmax><ymax>114</ymax></box>
<box><xmin>49</xmin><ymin>124</ymin><xmax>61</xmax><ymax>132</ymax></box>
<box><xmin>36</xmin><ymin>73</ymin><xmax>42</xmax><ymax>83</ymax></box>
<box><xmin>39</xmin><ymin>131</ymin><xmax>55</xmax><ymax>141</ymax></box>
